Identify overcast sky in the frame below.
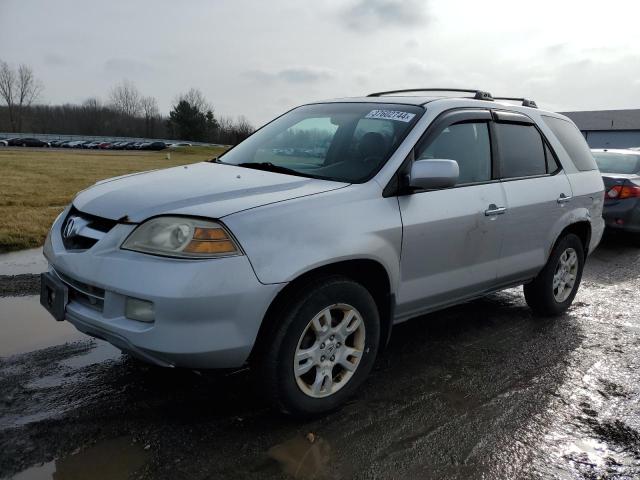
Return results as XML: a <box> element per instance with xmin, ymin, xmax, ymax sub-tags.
<box><xmin>1</xmin><ymin>0</ymin><xmax>640</xmax><ymax>126</ymax></box>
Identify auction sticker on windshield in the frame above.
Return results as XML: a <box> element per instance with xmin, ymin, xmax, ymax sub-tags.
<box><xmin>365</xmin><ymin>110</ymin><xmax>416</xmax><ymax>122</ymax></box>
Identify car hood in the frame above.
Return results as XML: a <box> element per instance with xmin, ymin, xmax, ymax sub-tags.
<box><xmin>73</xmin><ymin>162</ymin><xmax>348</xmax><ymax>222</ymax></box>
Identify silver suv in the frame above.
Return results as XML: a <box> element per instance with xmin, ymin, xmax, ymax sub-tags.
<box><xmin>41</xmin><ymin>88</ymin><xmax>605</xmax><ymax>415</ymax></box>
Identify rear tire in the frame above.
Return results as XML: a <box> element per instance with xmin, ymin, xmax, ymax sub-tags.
<box><xmin>524</xmin><ymin>233</ymin><xmax>585</xmax><ymax>316</ymax></box>
<box><xmin>256</xmin><ymin>276</ymin><xmax>380</xmax><ymax>416</ymax></box>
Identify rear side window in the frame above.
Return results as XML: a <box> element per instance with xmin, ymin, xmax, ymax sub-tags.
<box><xmin>495</xmin><ymin>123</ymin><xmax>546</xmax><ymax>178</ymax></box>
<box><xmin>542</xmin><ymin>115</ymin><xmax>598</xmax><ymax>171</ymax></box>
<box><xmin>545</xmin><ymin>144</ymin><xmax>560</xmax><ymax>174</ymax></box>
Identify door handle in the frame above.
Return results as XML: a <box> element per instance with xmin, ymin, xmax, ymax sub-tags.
<box><xmin>557</xmin><ymin>194</ymin><xmax>572</xmax><ymax>204</ymax></box>
<box><xmin>485</xmin><ymin>204</ymin><xmax>507</xmax><ymax>216</ymax></box>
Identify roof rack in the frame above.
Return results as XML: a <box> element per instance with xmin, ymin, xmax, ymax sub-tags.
<box><xmin>366</xmin><ymin>88</ymin><xmax>539</xmax><ymax>109</ymax></box>
<box><xmin>493</xmin><ymin>97</ymin><xmax>538</xmax><ymax>109</ymax></box>
<box><xmin>366</xmin><ymin>88</ymin><xmax>494</xmax><ymax>101</ymax></box>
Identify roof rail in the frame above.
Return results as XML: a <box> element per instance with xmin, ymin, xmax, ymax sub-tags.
<box><xmin>366</xmin><ymin>88</ymin><xmax>494</xmax><ymax>101</ymax></box>
<box><xmin>493</xmin><ymin>97</ymin><xmax>538</xmax><ymax>109</ymax></box>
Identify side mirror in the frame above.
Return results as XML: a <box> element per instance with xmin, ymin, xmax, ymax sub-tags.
<box><xmin>409</xmin><ymin>159</ymin><xmax>459</xmax><ymax>189</ymax></box>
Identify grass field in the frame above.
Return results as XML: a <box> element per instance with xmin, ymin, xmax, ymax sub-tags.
<box><xmin>0</xmin><ymin>146</ymin><xmax>227</xmax><ymax>253</ymax></box>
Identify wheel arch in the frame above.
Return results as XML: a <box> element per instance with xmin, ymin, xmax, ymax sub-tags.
<box><xmin>552</xmin><ymin>221</ymin><xmax>591</xmax><ymax>258</ymax></box>
<box><xmin>249</xmin><ymin>258</ymin><xmax>394</xmax><ymax>363</ymax></box>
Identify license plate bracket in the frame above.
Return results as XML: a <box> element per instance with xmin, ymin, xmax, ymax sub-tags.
<box><xmin>40</xmin><ymin>272</ymin><xmax>68</xmax><ymax>321</ymax></box>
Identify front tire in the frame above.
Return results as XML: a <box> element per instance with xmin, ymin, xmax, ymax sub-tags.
<box><xmin>524</xmin><ymin>233</ymin><xmax>585</xmax><ymax>316</ymax></box>
<box><xmin>257</xmin><ymin>276</ymin><xmax>380</xmax><ymax>416</ymax></box>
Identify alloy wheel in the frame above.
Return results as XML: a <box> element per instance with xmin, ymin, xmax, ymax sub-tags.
<box><xmin>293</xmin><ymin>303</ymin><xmax>366</xmax><ymax>398</ymax></box>
<box><xmin>553</xmin><ymin>247</ymin><xmax>578</xmax><ymax>302</ymax></box>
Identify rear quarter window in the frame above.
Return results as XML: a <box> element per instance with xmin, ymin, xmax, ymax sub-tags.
<box><xmin>542</xmin><ymin>115</ymin><xmax>598</xmax><ymax>171</ymax></box>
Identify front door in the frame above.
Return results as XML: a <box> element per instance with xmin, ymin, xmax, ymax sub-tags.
<box><xmin>395</xmin><ymin>110</ymin><xmax>506</xmax><ymax>320</ymax></box>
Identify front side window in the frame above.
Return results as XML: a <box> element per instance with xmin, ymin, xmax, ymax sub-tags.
<box><xmin>495</xmin><ymin>123</ymin><xmax>546</xmax><ymax>178</ymax></box>
<box><xmin>417</xmin><ymin>122</ymin><xmax>492</xmax><ymax>184</ymax></box>
<box><xmin>593</xmin><ymin>152</ymin><xmax>640</xmax><ymax>174</ymax></box>
<box><xmin>218</xmin><ymin>103</ymin><xmax>423</xmax><ymax>183</ymax></box>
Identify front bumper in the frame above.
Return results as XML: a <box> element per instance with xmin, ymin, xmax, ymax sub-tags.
<box><xmin>603</xmin><ymin>198</ymin><xmax>640</xmax><ymax>233</ymax></box>
<box><xmin>43</xmin><ymin>210</ymin><xmax>283</xmax><ymax>369</ymax></box>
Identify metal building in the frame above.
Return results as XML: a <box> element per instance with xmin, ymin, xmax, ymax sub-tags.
<box><xmin>560</xmin><ymin>109</ymin><xmax>640</xmax><ymax>149</ymax></box>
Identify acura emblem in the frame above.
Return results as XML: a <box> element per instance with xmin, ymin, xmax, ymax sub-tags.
<box><xmin>63</xmin><ymin>216</ymin><xmax>82</xmax><ymax>239</ymax></box>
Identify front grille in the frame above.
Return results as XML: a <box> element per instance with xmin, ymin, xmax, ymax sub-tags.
<box><xmin>61</xmin><ymin>206</ymin><xmax>117</xmax><ymax>250</ymax></box>
<box><xmin>53</xmin><ymin>268</ymin><xmax>105</xmax><ymax>312</ymax></box>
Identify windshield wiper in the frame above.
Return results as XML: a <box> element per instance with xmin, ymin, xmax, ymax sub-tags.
<box><xmin>237</xmin><ymin>162</ymin><xmax>316</xmax><ymax>179</ymax></box>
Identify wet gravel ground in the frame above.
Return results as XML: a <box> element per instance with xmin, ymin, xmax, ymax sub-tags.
<box><xmin>1</xmin><ymin>233</ymin><xmax>640</xmax><ymax>479</ymax></box>
<box><xmin>0</xmin><ymin>275</ymin><xmax>39</xmax><ymax>298</ymax></box>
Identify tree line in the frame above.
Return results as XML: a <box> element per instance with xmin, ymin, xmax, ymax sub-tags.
<box><xmin>0</xmin><ymin>60</ymin><xmax>254</xmax><ymax>144</ymax></box>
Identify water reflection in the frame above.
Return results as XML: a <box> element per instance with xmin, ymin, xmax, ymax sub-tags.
<box><xmin>268</xmin><ymin>434</ymin><xmax>331</xmax><ymax>479</ymax></box>
<box><xmin>0</xmin><ymin>296</ymin><xmax>85</xmax><ymax>356</ymax></box>
<box><xmin>10</xmin><ymin>437</ymin><xmax>150</xmax><ymax>480</ymax></box>
<box><xmin>0</xmin><ymin>248</ymin><xmax>47</xmax><ymax>276</ymax></box>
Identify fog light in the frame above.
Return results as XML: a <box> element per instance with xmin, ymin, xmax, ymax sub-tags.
<box><xmin>125</xmin><ymin>297</ymin><xmax>155</xmax><ymax>323</ymax></box>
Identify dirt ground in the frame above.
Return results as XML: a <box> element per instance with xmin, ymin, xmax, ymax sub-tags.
<box><xmin>1</xmin><ymin>233</ymin><xmax>640</xmax><ymax>479</ymax></box>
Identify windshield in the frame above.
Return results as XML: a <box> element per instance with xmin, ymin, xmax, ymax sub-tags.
<box><xmin>218</xmin><ymin>103</ymin><xmax>423</xmax><ymax>183</ymax></box>
<box><xmin>593</xmin><ymin>152</ymin><xmax>640</xmax><ymax>174</ymax></box>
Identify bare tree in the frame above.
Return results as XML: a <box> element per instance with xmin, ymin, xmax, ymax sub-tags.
<box><xmin>0</xmin><ymin>60</ymin><xmax>43</xmax><ymax>132</ymax></box>
<box><xmin>83</xmin><ymin>97</ymin><xmax>102</xmax><ymax>110</ymax></box>
<box><xmin>235</xmin><ymin>115</ymin><xmax>253</xmax><ymax>137</ymax></box>
<box><xmin>176</xmin><ymin>88</ymin><xmax>211</xmax><ymax>113</ymax></box>
<box><xmin>109</xmin><ymin>79</ymin><xmax>142</xmax><ymax>118</ymax></box>
<box><xmin>82</xmin><ymin>97</ymin><xmax>104</xmax><ymax>134</ymax></box>
<box><xmin>140</xmin><ymin>95</ymin><xmax>159</xmax><ymax>137</ymax></box>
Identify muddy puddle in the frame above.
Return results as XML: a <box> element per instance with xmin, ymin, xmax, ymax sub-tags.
<box><xmin>267</xmin><ymin>434</ymin><xmax>331</xmax><ymax>479</ymax></box>
<box><xmin>0</xmin><ymin>296</ymin><xmax>85</xmax><ymax>357</ymax></box>
<box><xmin>8</xmin><ymin>436</ymin><xmax>150</xmax><ymax>480</ymax></box>
<box><xmin>0</xmin><ymin>249</ymin><xmax>47</xmax><ymax>277</ymax></box>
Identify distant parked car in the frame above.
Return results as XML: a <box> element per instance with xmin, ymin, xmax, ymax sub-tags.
<box><xmin>65</xmin><ymin>140</ymin><xmax>86</xmax><ymax>148</ymax></box>
<box><xmin>8</xmin><ymin>137</ymin><xmax>49</xmax><ymax>147</ymax></box>
<box><xmin>592</xmin><ymin>149</ymin><xmax>640</xmax><ymax>234</ymax></box>
<box><xmin>140</xmin><ymin>141</ymin><xmax>167</xmax><ymax>151</ymax></box>
<box><xmin>0</xmin><ymin>140</ymin><xmax>7</xmax><ymax>147</ymax></box>
<box><xmin>97</xmin><ymin>142</ymin><xmax>112</xmax><ymax>149</ymax></box>
<box><xmin>169</xmin><ymin>142</ymin><xmax>192</xmax><ymax>148</ymax></box>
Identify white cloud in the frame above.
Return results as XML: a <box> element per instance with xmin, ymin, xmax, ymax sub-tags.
<box><xmin>1</xmin><ymin>0</ymin><xmax>640</xmax><ymax>125</ymax></box>
<box><xmin>342</xmin><ymin>0</ymin><xmax>429</xmax><ymax>31</ymax></box>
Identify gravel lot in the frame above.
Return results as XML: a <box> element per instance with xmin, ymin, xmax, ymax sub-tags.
<box><xmin>1</xmin><ymin>233</ymin><xmax>639</xmax><ymax>479</ymax></box>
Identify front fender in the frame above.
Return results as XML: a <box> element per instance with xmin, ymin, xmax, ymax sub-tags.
<box><xmin>223</xmin><ymin>183</ymin><xmax>403</xmax><ymax>293</ymax></box>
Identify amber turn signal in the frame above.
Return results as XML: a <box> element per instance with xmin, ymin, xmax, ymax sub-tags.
<box><xmin>183</xmin><ymin>239</ymin><xmax>237</xmax><ymax>254</ymax></box>
<box><xmin>193</xmin><ymin>227</ymin><xmax>229</xmax><ymax>241</ymax></box>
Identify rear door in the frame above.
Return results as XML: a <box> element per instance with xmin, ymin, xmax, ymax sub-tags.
<box><xmin>396</xmin><ymin>109</ymin><xmax>507</xmax><ymax>319</ymax></box>
<box><xmin>492</xmin><ymin>111</ymin><xmax>573</xmax><ymax>283</ymax></box>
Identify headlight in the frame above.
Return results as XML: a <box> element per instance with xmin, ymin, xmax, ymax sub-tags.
<box><xmin>122</xmin><ymin>217</ymin><xmax>241</xmax><ymax>258</ymax></box>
